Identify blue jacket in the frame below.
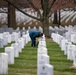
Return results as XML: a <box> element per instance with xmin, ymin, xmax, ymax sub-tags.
<box><xmin>29</xmin><ymin>29</ymin><xmax>40</xmax><ymax>39</ymax></box>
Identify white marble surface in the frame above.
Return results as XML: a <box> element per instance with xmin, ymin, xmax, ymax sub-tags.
<box><xmin>37</xmin><ymin>54</ymin><xmax>49</xmax><ymax>66</ymax></box>
<box><xmin>5</xmin><ymin>47</ymin><xmax>14</xmax><ymax>64</ymax></box>
<box><xmin>7</xmin><ymin>35</ymin><xmax>11</xmax><ymax>43</ymax></box>
<box><xmin>37</xmin><ymin>64</ymin><xmax>53</xmax><ymax>75</ymax></box>
<box><xmin>0</xmin><ymin>38</ymin><xmax>4</xmax><ymax>48</ymax></box>
<box><xmin>16</xmin><ymin>39</ymin><xmax>22</xmax><ymax>52</ymax></box>
<box><xmin>38</xmin><ymin>47</ymin><xmax>47</xmax><ymax>56</ymax></box>
<box><xmin>72</xmin><ymin>45</ymin><xmax>76</xmax><ymax>66</ymax></box>
<box><xmin>0</xmin><ymin>53</ymin><xmax>8</xmax><ymax>74</ymax></box>
<box><xmin>11</xmin><ymin>43</ymin><xmax>19</xmax><ymax>57</ymax></box>
<box><xmin>19</xmin><ymin>38</ymin><xmax>25</xmax><ymax>49</ymax></box>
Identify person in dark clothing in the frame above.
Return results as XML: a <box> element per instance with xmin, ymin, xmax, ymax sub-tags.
<box><xmin>29</xmin><ymin>29</ymin><xmax>43</xmax><ymax>47</ymax></box>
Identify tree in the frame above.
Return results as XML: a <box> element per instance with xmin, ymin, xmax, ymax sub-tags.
<box><xmin>2</xmin><ymin>0</ymin><xmax>76</xmax><ymax>37</ymax></box>
<box><xmin>53</xmin><ymin>10</ymin><xmax>58</xmax><ymax>25</ymax></box>
<box><xmin>2</xmin><ymin>0</ymin><xmax>57</xmax><ymax>37</ymax></box>
<box><xmin>25</xmin><ymin>0</ymin><xmax>57</xmax><ymax>37</ymax></box>
<box><xmin>8</xmin><ymin>3</ymin><xmax>16</xmax><ymax>28</ymax></box>
<box><xmin>31</xmin><ymin>0</ymin><xmax>57</xmax><ymax>37</ymax></box>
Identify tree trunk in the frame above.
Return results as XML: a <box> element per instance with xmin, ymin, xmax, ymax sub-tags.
<box><xmin>58</xmin><ymin>10</ymin><xmax>61</xmax><ymax>26</ymax></box>
<box><xmin>8</xmin><ymin>3</ymin><xmax>16</xmax><ymax>29</ymax></box>
<box><xmin>53</xmin><ymin>10</ymin><xmax>58</xmax><ymax>25</ymax></box>
<box><xmin>42</xmin><ymin>17</ymin><xmax>49</xmax><ymax>37</ymax></box>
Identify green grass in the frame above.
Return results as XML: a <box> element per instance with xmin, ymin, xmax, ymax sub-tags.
<box><xmin>47</xmin><ymin>39</ymin><xmax>76</xmax><ymax>75</ymax></box>
<box><xmin>0</xmin><ymin>39</ymin><xmax>76</xmax><ymax>75</ymax></box>
<box><xmin>8</xmin><ymin>43</ymin><xmax>37</xmax><ymax>75</ymax></box>
<box><xmin>0</xmin><ymin>42</ymin><xmax>15</xmax><ymax>53</ymax></box>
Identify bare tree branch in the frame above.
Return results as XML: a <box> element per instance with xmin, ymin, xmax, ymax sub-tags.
<box><xmin>26</xmin><ymin>0</ymin><xmax>39</xmax><ymax>11</ymax></box>
<box><xmin>3</xmin><ymin>0</ymin><xmax>41</xmax><ymax>21</ymax></box>
<box><xmin>48</xmin><ymin>0</ymin><xmax>56</xmax><ymax>14</ymax></box>
<box><xmin>26</xmin><ymin>0</ymin><xmax>42</xmax><ymax>18</ymax></box>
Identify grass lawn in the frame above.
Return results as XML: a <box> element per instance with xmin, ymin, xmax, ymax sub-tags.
<box><xmin>47</xmin><ymin>39</ymin><xmax>76</xmax><ymax>75</ymax></box>
<box><xmin>0</xmin><ymin>39</ymin><xmax>76</xmax><ymax>75</ymax></box>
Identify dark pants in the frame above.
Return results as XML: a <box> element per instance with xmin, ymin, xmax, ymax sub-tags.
<box><xmin>30</xmin><ymin>36</ymin><xmax>36</xmax><ymax>47</ymax></box>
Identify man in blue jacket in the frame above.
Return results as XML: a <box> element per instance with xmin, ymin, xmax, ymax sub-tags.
<box><xmin>29</xmin><ymin>29</ymin><xmax>43</xmax><ymax>47</ymax></box>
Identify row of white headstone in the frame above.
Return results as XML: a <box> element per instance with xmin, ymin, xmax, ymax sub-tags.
<box><xmin>49</xmin><ymin>25</ymin><xmax>76</xmax><ymax>43</ymax></box>
<box><xmin>37</xmin><ymin>34</ymin><xmax>54</xmax><ymax>75</ymax></box>
<box><xmin>0</xmin><ymin>32</ymin><xmax>31</xmax><ymax>74</ymax></box>
<box><xmin>64</xmin><ymin>31</ymin><xmax>76</xmax><ymax>44</ymax></box>
<box><xmin>0</xmin><ymin>9</ymin><xmax>37</xmax><ymax>24</ymax></box>
<box><xmin>51</xmin><ymin>33</ymin><xmax>76</xmax><ymax>67</ymax></box>
<box><xmin>50</xmin><ymin>10</ymin><xmax>76</xmax><ymax>23</ymax></box>
<box><xmin>0</xmin><ymin>31</ymin><xmax>21</xmax><ymax>48</ymax></box>
<box><xmin>66</xmin><ymin>12</ymin><xmax>76</xmax><ymax>23</ymax></box>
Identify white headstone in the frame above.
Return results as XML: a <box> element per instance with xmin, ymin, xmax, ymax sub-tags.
<box><xmin>38</xmin><ymin>47</ymin><xmax>47</xmax><ymax>56</ymax></box>
<box><xmin>3</xmin><ymin>36</ymin><xmax>8</xmax><ymax>46</ymax></box>
<box><xmin>22</xmin><ymin>35</ymin><xmax>27</xmax><ymax>46</ymax></box>
<box><xmin>37</xmin><ymin>54</ymin><xmax>50</xmax><ymax>75</ymax></box>
<box><xmin>11</xmin><ymin>43</ymin><xmax>19</xmax><ymax>57</ymax></box>
<box><xmin>38</xmin><ymin>41</ymin><xmax>46</xmax><ymax>48</ymax></box>
<box><xmin>7</xmin><ymin>35</ymin><xmax>11</xmax><ymax>43</ymax></box>
<box><xmin>0</xmin><ymin>38</ymin><xmax>4</xmax><ymax>48</ymax></box>
<box><xmin>67</xmin><ymin>44</ymin><xmax>73</xmax><ymax>60</ymax></box>
<box><xmin>19</xmin><ymin>38</ymin><xmax>25</xmax><ymax>49</ymax></box>
<box><xmin>22</xmin><ymin>32</ymin><xmax>26</xmax><ymax>36</ymax></box>
<box><xmin>16</xmin><ymin>27</ymin><xmax>20</xmax><ymax>31</ymax></box>
<box><xmin>72</xmin><ymin>46</ymin><xmax>76</xmax><ymax>66</ymax></box>
<box><xmin>16</xmin><ymin>39</ymin><xmax>22</xmax><ymax>52</ymax></box>
<box><xmin>5</xmin><ymin>47</ymin><xmax>14</xmax><ymax>64</ymax></box>
<box><xmin>37</xmin><ymin>64</ymin><xmax>53</xmax><ymax>75</ymax></box>
<box><xmin>11</xmin><ymin>32</ymin><xmax>18</xmax><ymax>42</ymax></box>
<box><xmin>60</xmin><ymin>38</ymin><xmax>67</xmax><ymax>49</ymax></box>
<box><xmin>33</xmin><ymin>26</ymin><xmax>36</xmax><ymax>30</ymax></box>
<box><xmin>37</xmin><ymin>54</ymin><xmax>49</xmax><ymax>65</ymax></box>
<box><xmin>0</xmin><ymin>33</ymin><xmax>3</xmax><ymax>39</ymax></box>
<box><xmin>64</xmin><ymin>42</ymin><xmax>71</xmax><ymax>55</ymax></box>
<box><xmin>0</xmin><ymin>53</ymin><xmax>8</xmax><ymax>74</ymax></box>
